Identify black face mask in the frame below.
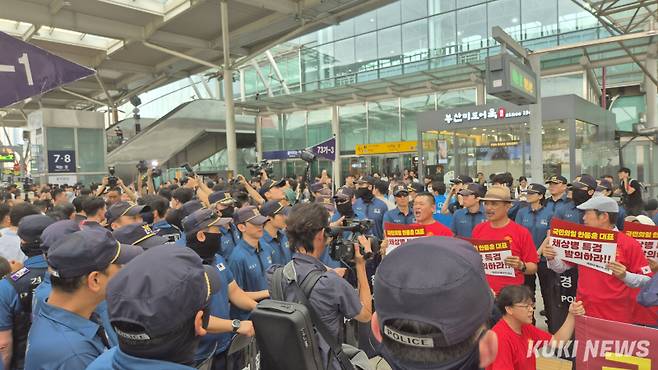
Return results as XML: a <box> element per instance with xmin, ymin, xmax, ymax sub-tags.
<box><xmin>356</xmin><ymin>187</ymin><xmax>374</xmax><ymax>202</ymax></box>
<box><xmin>190</xmin><ymin>232</ymin><xmax>221</xmax><ymax>260</ymax></box>
<box><xmin>220</xmin><ymin>206</ymin><xmax>235</xmax><ymax>218</ymax></box>
<box><xmin>572</xmin><ymin>188</ymin><xmax>591</xmax><ymax>206</ymax></box>
<box><xmin>336</xmin><ymin>202</ymin><xmax>354</xmax><ymax>218</ymax></box>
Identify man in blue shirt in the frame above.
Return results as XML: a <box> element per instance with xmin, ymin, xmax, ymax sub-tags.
<box><xmin>86</xmin><ymin>247</ymin><xmax>223</xmax><ymax>370</ymax></box>
<box><xmin>228</xmin><ymin>206</ymin><xmax>273</xmax><ymax>320</ymax></box>
<box><xmin>260</xmin><ymin>200</ymin><xmax>292</xmax><ymax>266</ymax></box>
<box><xmin>0</xmin><ymin>213</ymin><xmax>52</xmax><ymax>370</ymax></box>
<box><xmin>209</xmin><ymin>191</ymin><xmax>240</xmax><ymax>261</ymax></box>
<box><xmin>353</xmin><ymin>175</ymin><xmax>388</xmax><ymax>240</ymax></box>
<box><xmin>383</xmin><ymin>185</ymin><xmax>414</xmax><ymax>225</ymax></box>
<box><xmin>450</xmin><ymin>183</ymin><xmax>486</xmax><ymax>237</ymax></box>
<box><xmin>181</xmin><ymin>209</ymin><xmax>260</xmax><ymax>370</ymax></box>
<box><xmin>545</xmin><ymin>175</ymin><xmax>569</xmax><ymax>215</ymax></box>
<box><xmin>431</xmin><ymin>181</ymin><xmax>452</xmax><ymax>227</ymax></box>
<box><xmin>25</xmin><ymin>228</ymin><xmax>143</xmax><ymax>370</ymax></box>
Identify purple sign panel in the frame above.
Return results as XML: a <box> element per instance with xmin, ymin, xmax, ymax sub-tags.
<box><xmin>262</xmin><ymin>137</ymin><xmax>336</xmax><ymax>161</ymax></box>
<box><xmin>0</xmin><ymin>31</ymin><xmax>94</xmax><ymax>108</ymax></box>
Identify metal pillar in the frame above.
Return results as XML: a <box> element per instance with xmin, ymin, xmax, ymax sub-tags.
<box><xmin>646</xmin><ymin>45</ymin><xmax>657</xmax><ymax>128</ymax></box>
<box><xmin>221</xmin><ymin>0</ymin><xmax>238</xmax><ymax>174</ymax></box>
<box><xmin>476</xmin><ymin>83</ymin><xmax>486</xmax><ymax>105</ymax></box>
<box><xmin>265</xmin><ymin>51</ymin><xmax>291</xmax><ymax>95</ymax></box>
<box><xmin>529</xmin><ymin>54</ymin><xmax>544</xmax><ymax>183</ymax></box>
<box><xmin>331</xmin><ymin>105</ymin><xmax>341</xmax><ymax>188</ymax></box>
<box><xmin>256</xmin><ymin>116</ymin><xmax>263</xmax><ymax>161</ymax></box>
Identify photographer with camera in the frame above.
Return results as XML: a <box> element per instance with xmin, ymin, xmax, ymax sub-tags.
<box><xmin>353</xmin><ymin>176</ymin><xmax>388</xmax><ymax>241</ymax></box>
<box><xmin>266</xmin><ymin>202</ymin><xmax>373</xmax><ymax>370</ymax></box>
<box><xmin>95</xmin><ymin>168</ymin><xmax>136</xmax><ymax>205</ymax></box>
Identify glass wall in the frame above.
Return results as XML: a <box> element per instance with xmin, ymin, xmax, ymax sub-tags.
<box><xmin>77</xmin><ymin>128</ymin><xmax>105</xmax><ymax>172</ymax></box>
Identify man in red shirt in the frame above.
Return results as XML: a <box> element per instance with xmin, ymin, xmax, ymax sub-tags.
<box><xmin>472</xmin><ymin>187</ymin><xmax>538</xmax><ymax>294</ymax></box>
<box><xmin>543</xmin><ymin>196</ymin><xmax>652</xmax><ymax>323</ymax></box>
<box><xmin>412</xmin><ymin>192</ymin><xmax>452</xmax><ymax>236</ymax></box>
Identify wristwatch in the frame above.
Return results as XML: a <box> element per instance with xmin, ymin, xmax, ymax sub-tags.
<box><xmin>231</xmin><ymin>319</ymin><xmax>241</xmax><ymax>333</ymax></box>
<box><xmin>520</xmin><ymin>262</ymin><xmax>527</xmax><ymax>273</ymax></box>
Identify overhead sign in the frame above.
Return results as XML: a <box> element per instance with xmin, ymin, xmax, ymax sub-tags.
<box><xmin>47</xmin><ymin>150</ymin><xmax>76</xmax><ymax>173</ymax></box>
<box><xmin>443</xmin><ymin>106</ymin><xmax>530</xmax><ymax>125</ymax></box>
<box><xmin>262</xmin><ymin>137</ymin><xmax>336</xmax><ymax>161</ymax></box>
<box><xmin>486</xmin><ymin>53</ymin><xmax>538</xmax><ymax>105</ymax></box>
<box><xmin>0</xmin><ymin>31</ymin><xmax>95</xmax><ymax>108</ymax></box>
<box><xmin>355</xmin><ymin>141</ymin><xmax>417</xmax><ymax>156</ymax></box>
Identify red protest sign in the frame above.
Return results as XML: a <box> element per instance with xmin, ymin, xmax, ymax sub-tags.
<box><xmin>462</xmin><ymin>238</ymin><xmax>514</xmax><ymax>277</ymax></box>
<box><xmin>624</xmin><ymin>221</ymin><xmax>658</xmax><ymax>259</ymax></box>
<box><xmin>549</xmin><ymin>219</ymin><xmax>617</xmax><ymax>274</ymax></box>
<box><xmin>575</xmin><ymin>315</ymin><xmax>657</xmax><ymax>369</ymax></box>
<box><xmin>384</xmin><ymin>222</ymin><xmax>427</xmax><ymax>255</ymax></box>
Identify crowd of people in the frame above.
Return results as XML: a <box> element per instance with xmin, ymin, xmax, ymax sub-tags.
<box><xmin>0</xmin><ymin>164</ymin><xmax>654</xmax><ymax>370</ymax></box>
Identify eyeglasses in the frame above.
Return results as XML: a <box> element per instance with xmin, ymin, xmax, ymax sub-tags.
<box><xmin>513</xmin><ymin>303</ymin><xmax>536</xmax><ymax>311</ymax></box>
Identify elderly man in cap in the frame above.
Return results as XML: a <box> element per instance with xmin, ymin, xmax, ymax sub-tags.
<box><xmin>450</xmin><ymin>183</ymin><xmax>486</xmax><ymax>237</ymax></box>
<box><xmin>383</xmin><ymin>184</ymin><xmax>414</xmax><ymax>225</ymax></box>
<box><xmin>181</xmin><ymin>209</ymin><xmax>259</xmax><ymax>369</ymax></box>
<box><xmin>0</xmin><ymin>215</ymin><xmax>54</xmax><ymax>370</ymax></box>
<box><xmin>371</xmin><ymin>237</ymin><xmax>498</xmax><ymax>369</ymax></box>
<box><xmin>228</xmin><ymin>206</ymin><xmax>274</xmax><ymax>320</ymax></box>
<box><xmin>545</xmin><ymin>175</ymin><xmax>569</xmax><ymax>215</ymax></box>
<box><xmin>544</xmin><ymin>196</ymin><xmax>653</xmax><ymax>324</ymax></box>
<box><xmin>86</xmin><ymin>247</ymin><xmax>222</xmax><ymax>369</ymax></box>
<box><xmin>472</xmin><ymin>187</ymin><xmax>538</xmax><ymax>295</ymax></box>
<box><xmin>106</xmin><ymin>201</ymin><xmax>151</xmax><ymax>231</ymax></box>
<box><xmin>25</xmin><ymin>228</ymin><xmax>143</xmax><ymax>370</ymax></box>
<box><xmin>260</xmin><ymin>200</ymin><xmax>292</xmax><ymax>266</ymax></box>
<box><xmin>353</xmin><ymin>175</ymin><xmax>388</xmax><ymax>240</ymax></box>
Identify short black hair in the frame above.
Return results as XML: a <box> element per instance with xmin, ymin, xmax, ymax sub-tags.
<box><xmin>52</xmin><ymin>188</ymin><xmax>66</xmax><ymax>200</ymax></box>
<box><xmin>496</xmin><ymin>285</ymin><xmax>533</xmax><ymax>314</ymax></box>
<box><xmin>415</xmin><ymin>192</ymin><xmax>435</xmax><ymax>205</ymax></box>
<box><xmin>172</xmin><ymin>187</ymin><xmax>195</xmax><ymax>204</ymax></box>
<box><xmin>618</xmin><ymin>167</ymin><xmax>631</xmax><ymax>175</ymax></box>
<box><xmin>79</xmin><ymin>188</ymin><xmax>92</xmax><ymax>196</ymax></box>
<box><xmin>72</xmin><ymin>195</ymin><xmax>88</xmax><ymax>213</ymax></box>
<box><xmin>374</xmin><ymin>180</ymin><xmax>389</xmax><ymax>196</ymax></box>
<box><xmin>645</xmin><ymin>199</ymin><xmax>658</xmax><ymax>212</ymax></box>
<box><xmin>165</xmin><ymin>208</ymin><xmax>184</xmax><ymax>230</ymax></box>
<box><xmin>142</xmin><ymin>194</ymin><xmax>169</xmax><ymax>218</ymax></box>
<box><xmin>49</xmin><ymin>204</ymin><xmax>75</xmax><ymax>221</ymax></box>
<box><xmin>431</xmin><ymin>181</ymin><xmax>446</xmax><ymax>195</ymax></box>
<box><xmin>9</xmin><ymin>203</ymin><xmax>40</xmax><ymax>227</ymax></box>
<box><xmin>286</xmin><ymin>203</ymin><xmax>329</xmax><ymax>254</ymax></box>
<box><xmin>0</xmin><ymin>204</ymin><xmax>11</xmax><ymax>222</ymax></box>
<box><xmin>158</xmin><ymin>187</ymin><xmax>173</xmax><ymax>201</ymax></box>
<box><xmin>82</xmin><ymin>196</ymin><xmax>107</xmax><ymax>217</ymax></box>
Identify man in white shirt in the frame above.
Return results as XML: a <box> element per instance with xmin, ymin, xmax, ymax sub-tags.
<box><xmin>0</xmin><ymin>203</ymin><xmax>40</xmax><ymax>263</ymax></box>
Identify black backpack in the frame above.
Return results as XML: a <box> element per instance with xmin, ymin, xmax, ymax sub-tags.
<box><xmin>252</xmin><ymin>262</ymin><xmax>355</xmax><ymax>370</ymax></box>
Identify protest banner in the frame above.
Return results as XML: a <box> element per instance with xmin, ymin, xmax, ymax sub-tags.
<box><xmin>383</xmin><ymin>223</ymin><xmax>427</xmax><ymax>255</ymax></box>
<box><xmin>574</xmin><ymin>315</ymin><xmax>657</xmax><ymax>369</ymax></box>
<box><xmin>462</xmin><ymin>238</ymin><xmax>515</xmax><ymax>277</ymax></box>
<box><xmin>549</xmin><ymin>219</ymin><xmax>617</xmax><ymax>274</ymax></box>
<box><xmin>624</xmin><ymin>221</ymin><xmax>658</xmax><ymax>259</ymax></box>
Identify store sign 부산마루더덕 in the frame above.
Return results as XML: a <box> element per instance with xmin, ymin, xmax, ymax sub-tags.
<box><xmin>355</xmin><ymin>141</ymin><xmax>417</xmax><ymax>156</ymax></box>
<box><xmin>444</xmin><ymin>106</ymin><xmax>530</xmax><ymax>125</ymax></box>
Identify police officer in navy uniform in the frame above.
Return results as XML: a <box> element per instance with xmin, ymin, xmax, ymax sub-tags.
<box><xmin>25</xmin><ymin>228</ymin><xmax>143</xmax><ymax>370</ymax></box>
<box><xmin>353</xmin><ymin>175</ymin><xmax>388</xmax><ymax>240</ymax></box>
<box><xmin>545</xmin><ymin>175</ymin><xmax>569</xmax><ymax>215</ymax></box>
<box><xmin>597</xmin><ymin>179</ymin><xmax>626</xmax><ymax>230</ymax></box>
<box><xmin>228</xmin><ymin>207</ymin><xmax>274</xmax><ymax>320</ymax></box>
<box><xmin>545</xmin><ymin>174</ymin><xmax>595</xmax><ymax>334</ymax></box>
<box><xmin>112</xmin><ymin>223</ymin><xmax>169</xmax><ymax>250</ymax></box>
<box><xmin>450</xmin><ymin>183</ymin><xmax>486</xmax><ymax>237</ymax></box>
<box><xmin>382</xmin><ymin>185</ymin><xmax>414</xmax><ymax>225</ymax></box>
<box><xmin>86</xmin><ymin>247</ymin><xmax>223</xmax><ymax>370</ymax></box>
<box><xmin>181</xmin><ymin>209</ymin><xmax>259</xmax><ymax>370</ymax></box>
<box><xmin>0</xmin><ymin>215</ymin><xmax>54</xmax><ymax>370</ymax></box>
<box><xmin>208</xmin><ymin>191</ymin><xmax>241</xmax><ymax>261</ymax></box>
<box><xmin>515</xmin><ymin>183</ymin><xmax>553</xmax><ymax>322</ymax></box>
<box><xmin>259</xmin><ymin>201</ymin><xmax>292</xmax><ymax>266</ymax></box>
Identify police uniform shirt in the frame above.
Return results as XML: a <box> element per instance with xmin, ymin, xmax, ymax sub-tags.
<box><xmin>260</xmin><ymin>229</ymin><xmax>291</xmax><ymax>266</ymax></box>
<box><xmin>25</xmin><ymin>301</ymin><xmax>108</xmax><ymax>370</ymax></box>
<box><xmin>382</xmin><ymin>207</ymin><xmax>415</xmax><ymax>225</ymax></box>
<box><xmin>515</xmin><ymin>205</ymin><xmax>553</xmax><ymax>249</ymax></box>
<box><xmin>195</xmin><ymin>255</ymin><xmax>234</xmax><ymax>362</ymax></box>
<box><xmin>545</xmin><ymin>193</ymin><xmax>569</xmax><ymax>215</ymax></box>
<box><xmin>218</xmin><ymin>224</ymin><xmax>240</xmax><ymax>261</ymax></box>
<box><xmin>353</xmin><ymin>197</ymin><xmax>388</xmax><ymax>240</ymax></box>
<box><xmin>450</xmin><ymin>205</ymin><xmax>486</xmax><ymax>238</ymax></box>
<box><xmin>266</xmin><ymin>253</ymin><xmax>362</xmax><ymax>370</ymax></box>
<box><xmin>86</xmin><ymin>347</ymin><xmax>196</xmax><ymax>370</ymax></box>
<box><xmin>228</xmin><ymin>239</ymin><xmax>273</xmax><ymax>320</ymax></box>
<box><xmin>553</xmin><ymin>201</ymin><xmax>583</xmax><ymax>224</ymax></box>
<box><xmin>151</xmin><ymin>220</ymin><xmax>181</xmax><ymax>244</ymax></box>
<box><xmin>0</xmin><ymin>255</ymin><xmax>47</xmax><ymax>328</ymax></box>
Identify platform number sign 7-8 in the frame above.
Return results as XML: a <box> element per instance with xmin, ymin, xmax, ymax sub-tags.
<box><xmin>53</xmin><ymin>154</ymin><xmax>72</xmax><ymax>164</ymax></box>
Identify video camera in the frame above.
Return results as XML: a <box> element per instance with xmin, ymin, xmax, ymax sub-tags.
<box><xmin>137</xmin><ymin>160</ymin><xmax>162</xmax><ymax>178</ymax></box>
<box><xmin>180</xmin><ymin>163</ymin><xmax>195</xmax><ymax>186</ymax></box>
<box><xmin>326</xmin><ymin>218</ymin><xmax>380</xmax><ymax>264</ymax></box>
<box><xmin>108</xmin><ymin>166</ymin><xmax>118</xmax><ymax>187</ymax></box>
<box><xmin>247</xmin><ymin>159</ymin><xmax>273</xmax><ymax>178</ymax></box>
